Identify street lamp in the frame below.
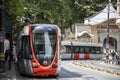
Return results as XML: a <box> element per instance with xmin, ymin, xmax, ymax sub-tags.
<box><xmin>0</xmin><ymin>0</ymin><xmax>5</xmax><ymax>72</ymax></box>
<box><xmin>0</xmin><ymin>0</ymin><xmax>5</xmax><ymax>55</ymax></box>
<box><xmin>106</xmin><ymin>0</ymin><xmax>111</xmax><ymax>50</ymax></box>
<box><xmin>71</xmin><ymin>41</ymin><xmax>73</xmax><ymax>59</ymax></box>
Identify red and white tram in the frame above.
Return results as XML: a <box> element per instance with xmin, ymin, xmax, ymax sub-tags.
<box><xmin>61</xmin><ymin>41</ymin><xmax>103</xmax><ymax>60</ymax></box>
<box><xmin>16</xmin><ymin>24</ymin><xmax>61</xmax><ymax>76</ymax></box>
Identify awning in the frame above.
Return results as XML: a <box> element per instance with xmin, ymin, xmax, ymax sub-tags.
<box><xmin>76</xmin><ymin>31</ymin><xmax>94</xmax><ymax>37</ymax></box>
<box><xmin>84</xmin><ymin>4</ymin><xmax>120</xmax><ymax>25</ymax></box>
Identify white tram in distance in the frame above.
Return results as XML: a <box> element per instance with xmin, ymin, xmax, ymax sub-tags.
<box><xmin>61</xmin><ymin>41</ymin><xmax>104</xmax><ymax>60</ymax></box>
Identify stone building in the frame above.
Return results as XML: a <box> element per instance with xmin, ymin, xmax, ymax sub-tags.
<box><xmin>75</xmin><ymin>3</ymin><xmax>120</xmax><ymax>53</ymax></box>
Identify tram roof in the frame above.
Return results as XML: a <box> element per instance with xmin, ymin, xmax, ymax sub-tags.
<box><xmin>61</xmin><ymin>41</ymin><xmax>103</xmax><ymax>47</ymax></box>
<box><xmin>19</xmin><ymin>24</ymin><xmax>60</xmax><ymax>36</ymax></box>
<box><xmin>31</xmin><ymin>24</ymin><xmax>57</xmax><ymax>27</ymax></box>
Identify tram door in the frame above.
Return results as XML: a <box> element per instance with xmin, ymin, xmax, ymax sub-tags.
<box><xmin>17</xmin><ymin>36</ymin><xmax>32</xmax><ymax>74</ymax></box>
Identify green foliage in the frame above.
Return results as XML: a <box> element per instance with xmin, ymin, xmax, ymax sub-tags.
<box><xmin>4</xmin><ymin>0</ymin><xmax>25</xmax><ymax>36</ymax></box>
<box><xmin>24</xmin><ymin>0</ymin><xmax>72</xmax><ymax>28</ymax></box>
<box><xmin>4</xmin><ymin>0</ymin><xmax>25</xmax><ymax>24</ymax></box>
<box><xmin>4</xmin><ymin>0</ymin><xmax>117</xmax><ymax>30</ymax></box>
<box><xmin>69</xmin><ymin>0</ymin><xmax>116</xmax><ymax>23</ymax></box>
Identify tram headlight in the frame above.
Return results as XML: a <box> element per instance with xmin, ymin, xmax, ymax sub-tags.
<box><xmin>32</xmin><ymin>60</ymin><xmax>38</xmax><ymax>68</ymax></box>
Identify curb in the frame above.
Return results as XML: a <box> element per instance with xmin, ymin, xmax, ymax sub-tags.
<box><xmin>97</xmin><ymin>67</ymin><xmax>104</xmax><ymax>71</ymax></box>
<box><xmin>90</xmin><ymin>66</ymin><xmax>96</xmax><ymax>69</ymax></box>
<box><xmin>72</xmin><ymin>61</ymin><xmax>120</xmax><ymax>76</ymax></box>
<box><xmin>106</xmin><ymin>70</ymin><xmax>114</xmax><ymax>74</ymax></box>
<box><xmin>116</xmin><ymin>72</ymin><xmax>120</xmax><ymax>75</ymax></box>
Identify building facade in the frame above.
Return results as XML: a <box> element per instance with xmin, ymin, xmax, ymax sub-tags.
<box><xmin>75</xmin><ymin>4</ymin><xmax>120</xmax><ymax>54</ymax></box>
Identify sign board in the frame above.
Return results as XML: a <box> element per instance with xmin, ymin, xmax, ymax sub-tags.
<box><xmin>0</xmin><ymin>32</ymin><xmax>5</xmax><ymax>42</ymax></box>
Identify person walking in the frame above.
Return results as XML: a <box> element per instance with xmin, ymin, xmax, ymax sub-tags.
<box><xmin>115</xmin><ymin>52</ymin><xmax>120</xmax><ymax>65</ymax></box>
<box><xmin>4</xmin><ymin>35</ymin><xmax>13</xmax><ymax>70</ymax></box>
<box><xmin>110</xmin><ymin>50</ymin><xmax>116</xmax><ymax>64</ymax></box>
<box><xmin>105</xmin><ymin>49</ymin><xmax>109</xmax><ymax>63</ymax></box>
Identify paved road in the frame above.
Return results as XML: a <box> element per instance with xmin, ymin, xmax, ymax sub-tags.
<box><xmin>0</xmin><ymin>60</ymin><xmax>120</xmax><ymax>80</ymax></box>
<box><xmin>61</xmin><ymin>60</ymin><xmax>120</xmax><ymax>80</ymax></box>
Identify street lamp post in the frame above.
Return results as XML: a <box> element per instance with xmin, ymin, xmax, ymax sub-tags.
<box><xmin>71</xmin><ymin>41</ymin><xmax>73</xmax><ymax>59</ymax></box>
<box><xmin>0</xmin><ymin>0</ymin><xmax>5</xmax><ymax>56</ymax></box>
<box><xmin>106</xmin><ymin>0</ymin><xmax>110</xmax><ymax>50</ymax></box>
<box><xmin>0</xmin><ymin>0</ymin><xmax>5</xmax><ymax>72</ymax></box>
<box><xmin>0</xmin><ymin>0</ymin><xmax>4</xmax><ymax>31</ymax></box>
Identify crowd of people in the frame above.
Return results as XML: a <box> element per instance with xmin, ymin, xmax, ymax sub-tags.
<box><xmin>105</xmin><ymin>49</ymin><xmax>120</xmax><ymax>65</ymax></box>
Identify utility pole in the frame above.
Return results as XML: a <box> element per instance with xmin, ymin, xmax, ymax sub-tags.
<box><xmin>117</xmin><ymin>0</ymin><xmax>120</xmax><ymax>15</ymax></box>
<box><xmin>0</xmin><ymin>0</ymin><xmax>4</xmax><ymax>31</ymax></box>
<box><xmin>0</xmin><ymin>0</ymin><xmax>5</xmax><ymax>61</ymax></box>
<box><xmin>71</xmin><ymin>41</ymin><xmax>73</xmax><ymax>59</ymax></box>
<box><xmin>106</xmin><ymin>0</ymin><xmax>110</xmax><ymax>50</ymax></box>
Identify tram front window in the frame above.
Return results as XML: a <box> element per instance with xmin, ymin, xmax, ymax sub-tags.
<box><xmin>32</xmin><ymin>29</ymin><xmax>56</xmax><ymax>66</ymax></box>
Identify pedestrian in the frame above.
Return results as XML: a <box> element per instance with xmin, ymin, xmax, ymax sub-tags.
<box><xmin>13</xmin><ymin>42</ymin><xmax>17</xmax><ymax>62</ymax></box>
<box><xmin>115</xmin><ymin>52</ymin><xmax>120</xmax><ymax>65</ymax></box>
<box><xmin>111</xmin><ymin>50</ymin><xmax>115</xmax><ymax>60</ymax></box>
<box><xmin>105</xmin><ymin>49</ymin><xmax>109</xmax><ymax>63</ymax></box>
<box><xmin>4</xmin><ymin>34</ymin><xmax>13</xmax><ymax>70</ymax></box>
<box><xmin>110</xmin><ymin>50</ymin><xmax>116</xmax><ymax>64</ymax></box>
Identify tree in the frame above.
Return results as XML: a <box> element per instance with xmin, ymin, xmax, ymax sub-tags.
<box><xmin>4</xmin><ymin>0</ymin><xmax>117</xmax><ymax>36</ymax></box>
<box><xmin>24</xmin><ymin>0</ymin><xmax>72</xmax><ymax>28</ymax></box>
<box><xmin>69</xmin><ymin>0</ymin><xmax>117</xmax><ymax>23</ymax></box>
<box><xmin>4</xmin><ymin>0</ymin><xmax>25</xmax><ymax>24</ymax></box>
<box><xmin>3</xmin><ymin>0</ymin><xmax>25</xmax><ymax>40</ymax></box>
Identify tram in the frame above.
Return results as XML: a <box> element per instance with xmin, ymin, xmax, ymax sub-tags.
<box><xmin>16</xmin><ymin>24</ymin><xmax>61</xmax><ymax>76</ymax></box>
<box><xmin>61</xmin><ymin>41</ymin><xmax>104</xmax><ymax>60</ymax></box>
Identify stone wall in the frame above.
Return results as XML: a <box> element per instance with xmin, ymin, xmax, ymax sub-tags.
<box><xmin>91</xmin><ymin>25</ymin><xmax>98</xmax><ymax>43</ymax></box>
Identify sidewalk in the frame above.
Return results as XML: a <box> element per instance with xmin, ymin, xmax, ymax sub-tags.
<box><xmin>72</xmin><ymin>60</ymin><xmax>120</xmax><ymax>75</ymax></box>
<box><xmin>100</xmin><ymin>61</ymin><xmax>120</xmax><ymax>70</ymax></box>
<box><xmin>0</xmin><ymin>61</ymin><xmax>16</xmax><ymax>80</ymax></box>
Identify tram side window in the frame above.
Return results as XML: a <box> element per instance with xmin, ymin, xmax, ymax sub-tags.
<box><xmin>80</xmin><ymin>47</ymin><xmax>84</xmax><ymax>53</ymax></box>
<box><xmin>91</xmin><ymin>47</ymin><xmax>102</xmax><ymax>54</ymax></box>
<box><xmin>61</xmin><ymin>45</ymin><xmax>66</xmax><ymax>53</ymax></box>
<box><xmin>22</xmin><ymin>36</ymin><xmax>32</xmax><ymax>59</ymax></box>
<box><xmin>66</xmin><ymin>46</ymin><xmax>71</xmax><ymax>53</ymax></box>
<box><xmin>91</xmin><ymin>47</ymin><xmax>96</xmax><ymax>54</ymax></box>
<box><xmin>17</xmin><ymin>39</ymin><xmax>22</xmax><ymax>59</ymax></box>
<box><xmin>96</xmin><ymin>47</ymin><xmax>101</xmax><ymax>54</ymax></box>
<box><xmin>84</xmin><ymin>47</ymin><xmax>89</xmax><ymax>53</ymax></box>
<box><xmin>73</xmin><ymin>46</ymin><xmax>80</xmax><ymax>53</ymax></box>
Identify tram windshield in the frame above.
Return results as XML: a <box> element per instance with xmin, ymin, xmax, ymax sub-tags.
<box><xmin>32</xmin><ymin>27</ymin><xmax>56</xmax><ymax>66</ymax></box>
